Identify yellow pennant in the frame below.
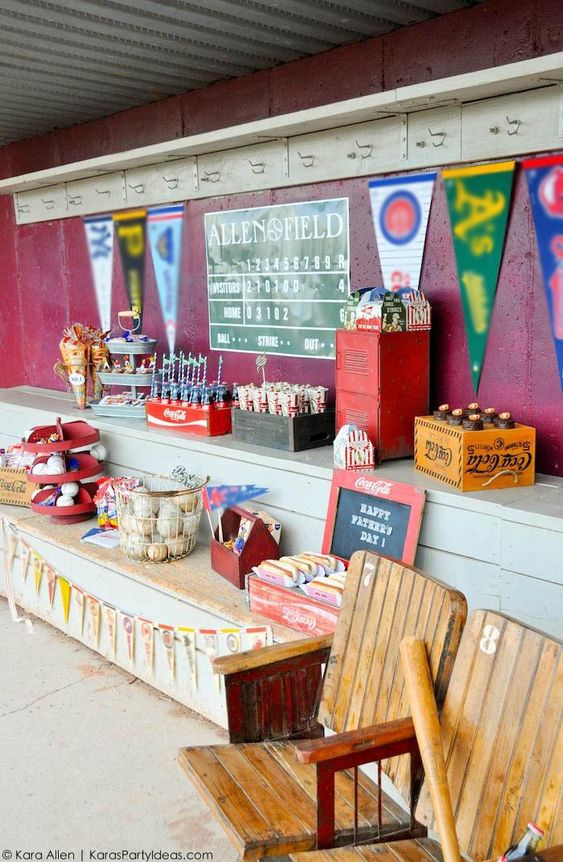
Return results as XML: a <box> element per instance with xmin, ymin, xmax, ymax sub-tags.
<box><xmin>58</xmin><ymin>577</ymin><xmax>72</xmax><ymax>623</ymax></box>
<box><xmin>32</xmin><ymin>552</ymin><xmax>43</xmax><ymax>593</ymax></box>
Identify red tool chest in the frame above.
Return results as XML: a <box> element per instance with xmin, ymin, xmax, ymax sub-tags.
<box><xmin>336</xmin><ymin>329</ymin><xmax>430</xmax><ymax>461</ymax></box>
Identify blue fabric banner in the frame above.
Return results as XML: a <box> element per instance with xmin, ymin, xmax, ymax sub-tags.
<box><xmin>148</xmin><ymin>204</ymin><xmax>184</xmax><ymax>353</ymax></box>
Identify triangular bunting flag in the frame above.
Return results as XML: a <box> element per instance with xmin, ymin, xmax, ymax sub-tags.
<box><xmin>121</xmin><ymin>612</ymin><xmax>135</xmax><ymax>667</ymax></box>
<box><xmin>20</xmin><ymin>541</ymin><xmax>31</xmax><ymax>582</ymax></box>
<box><xmin>241</xmin><ymin>627</ymin><xmax>271</xmax><ymax>651</ymax></box>
<box><xmin>200</xmin><ymin>630</ymin><xmax>220</xmax><ymax>691</ymax></box>
<box><xmin>32</xmin><ymin>552</ymin><xmax>43</xmax><ymax>593</ymax></box>
<box><xmin>113</xmin><ymin>210</ymin><xmax>147</xmax><ymax>325</ymax></box>
<box><xmin>83</xmin><ymin>215</ymin><xmax>114</xmax><ymax>332</ymax></box>
<box><xmin>73</xmin><ymin>586</ymin><xmax>85</xmax><ymax>634</ymax></box>
<box><xmin>443</xmin><ymin>161</ymin><xmax>515</xmax><ymax>391</ymax></box>
<box><xmin>86</xmin><ymin>595</ymin><xmax>101</xmax><ymax>647</ymax></box>
<box><xmin>58</xmin><ymin>577</ymin><xmax>72</xmax><ymax>623</ymax></box>
<box><xmin>45</xmin><ymin>564</ymin><xmax>57</xmax><ymax>608</ymax></box>
<box><xmin>369</xmin><ymin>172</ymin><xmax>436</xmax><ymax>292</ymax></box>
<box><xmin>159</xmin><ymin>625</ymin><xmax>175</xmax><ymax>682</ymax></box>
<box><xmin>139</xmin><ymin>619</ymin><xmax>154</xmax><ymax>674</ymax></box>
<box><xmin>177</xmin><ymin>627</ymin><xmax>197</xmax><ymax>689</ymax></box>
<box><xmin>105</xmin><ymin>606</ymin><xmax>117</xmax><ymax>658</ymax></box>
<box><xmin>148</xmin><ymin>205</ymin><xmax>184</xmax><ymax>353</ymax></box>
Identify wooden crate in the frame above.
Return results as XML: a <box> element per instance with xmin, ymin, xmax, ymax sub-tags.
<box><xmin>414</xmin><ymin>416</ymin><xmax>536</xmax><ymax>491</ymax></box>
<box><xmin>248</xmin><ymin>575</ymin><xmax>339</xmax><ymax>635</ymax></box>
<box><xmin>0</xmin><ymin>467</ymin><xmax>33</xmax><ymax>506</ymax></box>
<box><xmin>232</xmin><ymin>408</ymin><xmax>335</xmax><ymax>452</ymax></box>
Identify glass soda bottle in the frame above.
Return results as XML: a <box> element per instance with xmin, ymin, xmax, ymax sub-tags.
<box><xmin>501</xmin><ymin>823</ymin><xmax>545</xmax><ymax>861</ymax></box>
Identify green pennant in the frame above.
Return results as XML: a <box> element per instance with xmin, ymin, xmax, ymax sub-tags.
<box><xmin>443</xmin><ymin>161</ymin><xmax>515</xmax><ymax>392</ymax></box>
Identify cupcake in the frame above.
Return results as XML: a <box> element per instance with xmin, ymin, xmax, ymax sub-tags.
<box><xmin>494</xmin><ymin>411</ymin><xmax>515</xmax><ymax>429</ymax></box>
<box><xmin>433</xmin><ymin>403</ymin><xmax>451</xmax><ymax>421</ymax></box>
<box><xmin>447</xmin><ymin>408</ymin><xmax>464</xmax><ymax>426</ymax></box>
<box><xmin>463</xmin><ymin>402</ymin><xmax>480</xmax><ymax>417</ymax></box>
<box><xmin>463</xmin><ymin>413</ymin><xmax>484</xmax><ymax>430</ymax></box>
<box><xmin>482</xmin><ymin>407</ymin><xmax>497</xmax><ymax>423</ymax></box>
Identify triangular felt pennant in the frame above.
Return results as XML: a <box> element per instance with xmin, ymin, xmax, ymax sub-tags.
<box><xmin>20</xmin><ymin>541</ymin><xmax>31</xmax><ymax>582</ymax></box>
<box><xmin>105</xmin><ymin>605</ymin><xmax>117</xmax><ymax>658</ymax></box>
<box><xmin>86</xmin><ymin>595</ymin><xmax>101</xmax><ymax>647</ymax></box>
<box><xmin>139</xmin><ymin>618</ymin><xmax>154</xmax><ymax>674</ymax></box>
<box><xmin>368</xmin><ymin>172</ymin><xmax>436</xmax><ymax>292</ymax></box>
<box><xmin>220</xmin><ymin>629</ymin><xmax>241</xmax><ymax>655</ymax></box>
<box><xmin>200</xmin><ymin>630</ymin><xmax>220</xmax><ymax>691</ymax></box>
<box><xmin>242</xmin><ymin>627</ymin><xmax>271</xmax><ymax>651</ymax></box>
<box><xmin>159</xmin><ymin>625</ymin><xmax>175</xmax><ymax>682</ymax></box>
<box><xmin>177</xmin><ymin>627</ymin><xmax>197</xmax><ymax>689</ymax></box>
<box><xmin>83</xmin><ymin>215</ymin><xmax>114</xmax><ymax>332</ymax></box>
<box><xmin>443</xmin><ymin>161</ymin><xmax>515</xmax><ymax>391</ymax></box>
<box><xmin>45</xmin><ymin>565</ymin><xmax>57</xmax><ymax>608</ymax></box>
<box><xmin>113</xmin><ymin>210</ymin><xmax>147</xmax><ymax>326</ymax></box>
<box><xmin>121</xmin><ymin>612</ymin><xmax>135</xmax><ymax>667</ymax></box>
<box><xmin>73</xmin><ymin>586</ymin><xmax>85</xmax><ymax>634</ymax></box>
<box><xmin>523</xmin><ymin>155</ymin><xmax>563</xmax><ymax>390</ymax></box>
<box><xmin>148</xmin><ymin>205</ymin><xmax>184</xmax><ymax>353</ymax></box>
<box><xmin>58</xmin><ymin>577</ymin><xmax>72</xmax><ymax>623</ymax></box>
<box><xmin>32</xmin><ymin>552</ymin><xmax>43</xmax><ymax>593</ymax></box>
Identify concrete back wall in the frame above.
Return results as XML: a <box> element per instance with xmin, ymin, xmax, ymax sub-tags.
<box><xmin>0</xmin><ymin>0</ymin><xmax>562</xmax><ymax>475</ymax></box>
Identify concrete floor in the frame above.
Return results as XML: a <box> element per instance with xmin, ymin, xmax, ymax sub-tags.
<box><xmin>0</xmin><ymin>599</ymin><xmax>238</xmax><ymax>859</ymax></box>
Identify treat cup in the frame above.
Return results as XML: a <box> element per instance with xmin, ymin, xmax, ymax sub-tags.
<box><xmin>267</xmin><ymin>390</ymin><xmax>278</xmax><ymax>415</ymax></box>
<box><xmin>54</xmin><ymin>358</ymin><xmax>89</xmax><ymax>410</ymax></box>
<box><xmin>238</xmin><ymin>385</ymin><xmax>250</xmax><ymax>411</ymax></box>
<box><xmin>310</xmin><ymin>386</ymin><xmax>328</xmax><ymax>414</ymax></box>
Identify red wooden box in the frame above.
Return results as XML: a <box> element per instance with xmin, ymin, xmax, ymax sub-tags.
<box><xmin>248</xmin><ymin>575</ymin><xmax>339</xmax><ymax>636</ymax></box>
<box><xmin>336</xmin><ymin>329</ymin><xmax>429</xmax><ymax>461</ymax></box>
<box><xmin>210</xmin><ymin>506</ymin><xmax>281</xmax><ymax>589</ymax></box>
<box><xmin>145</xmin><ymin>400</ymin><xmax>232</xmax><ymax>436</ymax></box>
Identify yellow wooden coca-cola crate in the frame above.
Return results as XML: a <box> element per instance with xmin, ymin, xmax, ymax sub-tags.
<box><xmin>0</xmin><ymin>467</ymin><xmax>33</xmax><ymax>506</ymax></box>
<box><xmin>414</xmin><ymin>416</ymin><xmax>536</xmax><ymax>492</ymax></box>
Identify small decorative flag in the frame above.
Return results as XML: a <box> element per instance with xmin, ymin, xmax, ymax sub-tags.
<box><xmin>202</xmin><ymin>484</ymin><xmax>268</xmax><ymax>511</ymax></box>
<box><xmin>121</xmin><ymin>612</ymin><xmax>135</xmax><ymax>667</ymax></box>
<box><xmin>46</xmin><ymin>564</ymin><xmax>57</xmax><ymax>607</ymax></box>
<box><xmin>177</xmin><ymin>628</ymin><xmax>197</xmax><ymax>689</ymax></box>
<box><xmin>200</xmin><ymin>630</ymin><xmax>220</xmax><ymax>690</ymax></box>
<box><xmin>32</xmin><ymin>552</ymin><xmax>43</xmax><ymax>593</ymax></box>
<box><xmin>368</xmin><ymin>172</ymin><xmax>436</xmax><ymax>292</ymax></box>
<box><xmin>243</xmin><ymin>627</ymin><xmax>271</xmax><ymax>651</ymax></box>
<box><xmin>83</xmin><ymin>214</ymin><xmax>114</xmax><ymax>332</ymax></box>
<box><xmin>159</xmin><ymin>625</ymin><xmax>176</xmax><ymax>681</ymax></box>
<box><xmin>221</xmin><ymin>629</ymin><xmax>241</xmax><ymax>654</ymax></box>
<box><xmin>113</xmin><ymin>209</ymin><xmax>147</xmax><ymax>325</ymax></box>
<box><xmin>105</xmin><ymin>606</ymin><xmax>117</xmax><ymax>658</ymax></box>
<box><xmin>139</xmin><ymin>618</ymin><xmax>154</xmax><ymax>673</ymax></box>
<box><xmin>73</xmin><ymin>586</ymin><xmax>85</xmax><ymax>634</ymax></box>
<box><xmin>58</xmin><ymin>577</ymin><xmax>72</xmax><ymax>623</ymax></box>
<box><xmin>20</xmin><ymin>541</ymin><xmax>31</xmax><ymax>582</ymax></box>
<box><xmin>148</xmin><ymin>204</ymin><xmax>184</xmax><ymax>353</ymax></box>
<box><xmin>86</xmin><ymin>595</ymin><xmax>101</xmax><ymax>647</ymax></box>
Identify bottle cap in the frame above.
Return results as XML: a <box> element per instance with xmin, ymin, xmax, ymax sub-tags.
<box><xmin>528</xmin><ymin>822</ymin><xmax>544</xmax><ymax>836</ymax></box>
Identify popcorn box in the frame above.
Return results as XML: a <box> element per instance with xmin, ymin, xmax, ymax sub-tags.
<box><xmin>414</xmin><ymin>416</ymin><xmax>536</xmax><ymax>492</ymax></box>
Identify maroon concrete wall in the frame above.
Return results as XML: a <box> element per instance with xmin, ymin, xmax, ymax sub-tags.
<box><xmin>0</xmin><ymin>0</ymin><xmax>562</xmax><ymax>474</ymax></box>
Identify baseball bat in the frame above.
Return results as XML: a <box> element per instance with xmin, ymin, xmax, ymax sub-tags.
<box><xmin>400</xmin><ymin>636</ymin><xmax>462</xmax><ymax>862</ymax></box>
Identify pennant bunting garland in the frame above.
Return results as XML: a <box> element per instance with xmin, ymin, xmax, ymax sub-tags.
<box><xmin>20</xmin><ymin>541</ymin><xmax>31</xmax><ymax>582</ymax></box>
<box><xmin>32</xmin><ymin>552</ymin><xmax>43</xmax><ymax>593</ymax></box>
<box><xmin>58</xmin><ymin>577</ymin><xmax>72</xmax><ymax>623</ymax></box>
<box><xmin>105</xmin><ymin>606</ymin><xmax>117</xmax><ymax>658</ymax></box>
<box><xmin>443</xmin><ymin>161</ymin><xmax>515</xmax><ymax>391</ymax></box>
<box><xmin>113</xmin><ymin>209</ymin><xmax>147</xmax><ymax>324</ymax></box>
<box><xmin>148</xmin><ymin>205</ymin><xmax>184</xmax><ymax>353</ymax></box>
<box><xmin>523</xmin><ymin>155</ymin><xmax>563</xmax><ymax>390</ymax></box>
<box><xmin>139</xmin><ymin>618</ymin><xmax>155</xmax><ymax>673</ymax></box>
<box><xmin>73</xmin><ymin>586</ymin><xmax>85</xmax><ymax>634</ymax></box>
<box><xmin>83</xmin><ymin>215</ymin><xmax>114</xmax><ymax>332</ymax></box>
<box><xmin>86</xmin><ymin>595</ymin><xmax>101</xmax><ymax>647</ymax></box>
<box><xmin>159</xmin><ymin>625</ymin><xmax>176</xmax><ymax>682</ymax></box>
<box><xmin>46</xmin><ymin>565</ymin><xmax>57</xmax><ymax>607</ymax></box>
<box><xmin>121</xmin><ymin>612</ymin><xmax>135</xmax><ymax>666</ymax></box>
<box><xmin>368</xmin><ymin>172</ymin><xmax>436</xmax><ymax>293</ymax></box>
<box><xmin>177</xmin><ymin>628</ymin><xmax>197</xmax><ymax>689</ymax></box>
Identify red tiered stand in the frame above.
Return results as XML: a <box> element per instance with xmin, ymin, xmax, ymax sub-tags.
<box><xmin>23</xmin><ymin>417</ymin><xmax>101</xmax><ymax>524</ymax></box>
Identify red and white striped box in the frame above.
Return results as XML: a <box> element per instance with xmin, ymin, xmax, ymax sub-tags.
<box><xmin>344</xmin><ymin>429</ymin><xmax>375</xmax><ymax>470</ymax></box>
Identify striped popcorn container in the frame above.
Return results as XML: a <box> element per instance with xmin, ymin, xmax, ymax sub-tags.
<box><xmin>344</xmin><ymin>429</ymin><xmax>375</xmax><ymax>470</ymax></box>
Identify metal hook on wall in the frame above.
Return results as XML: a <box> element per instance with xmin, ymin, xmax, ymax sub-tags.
<box><xmin>248</xmin><ymin>159</ymin><xmax>265</xmax><ymax>175</ymax></box>
<box><xmin>428</xmin><ymin>128</ymin><xmax>446</xmax><ymax>147</ymax></box>
<box><xmin>347</xmin><ymin>140</ymin><xmax>374</xmax><ymax>160</ymax></box>
<box><xmin>41</xmin><ymin>196</ymin><xmax>55</xmax><ymax>210</ymax></box>
<box><xmin>506</xmin><ymin>115</ymin><xmax>521</xmax><ymax>136</ymax></box>
<box><xmin>128</xmin><ymin>182</ymin><xmax>144</xmax><ymax>194</ymax></box>
<box><xmin>95</xmin><ymin>188</ymin><xmax>111</xmax><ymax>196</ymax></box>
<box><xmin>297</xmin><ymin>151</ymin><xmax>315</xmax><ymax>168</ymax></box>
<box><xmin>200</xmin><ymin>170</ymin><xmax>220</xmax><ymax>184</ymax></box>
<box><xmin>16</xmin><ymin>203</ymin><xmax>31</xmax><ymax>214</ymax></box>
<box><xmin>162</xmin><ymin>175</ymin><xmax>179</xmax><ymax>190</ymax></box>
<box><xmin>67</xmin><ymin>193</ymin><xmax>83</xmax><ymax>206</ymax></box>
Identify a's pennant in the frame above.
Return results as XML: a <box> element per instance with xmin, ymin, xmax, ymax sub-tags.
<box><xmin>113</xmin><ymin>210</ymin><xmax>147</xmax><ymax>325</ymax></box>
<box><xmin>443</xmin><ymin>161</ymin><xmax>515</xmax><ymax>391</ymax></box>
<box><xmin>148</xmin><ymin>205</ymin><xmax>184</xmax><ymax>353</ymax></box>
<box><xmin>83</xmin><ymin>215</ymin><xmax>114</xmax><ymax>332</ymax></box>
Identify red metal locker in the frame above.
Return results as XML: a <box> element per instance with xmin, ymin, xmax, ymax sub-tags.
<box><xmin>336</xmin><ymin>329</ymin><xmax>429</xmax><ymax>461</ymax></box>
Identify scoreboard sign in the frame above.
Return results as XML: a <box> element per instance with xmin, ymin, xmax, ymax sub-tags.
<box><xmin>205</xmin><ymin>198</ymin><xmax>350</xmax><ymax>359</ymax></box>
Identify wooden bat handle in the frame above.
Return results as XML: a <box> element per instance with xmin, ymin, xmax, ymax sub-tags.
<box><xmin>400</xmin><ymin>636</ymin><xmax>462</xmax><ymax>862</ymax></box>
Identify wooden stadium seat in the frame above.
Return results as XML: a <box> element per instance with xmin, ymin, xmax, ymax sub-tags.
<box><xmin>178</xmin><ymin>551</ymin><xmax>467</xmax><ymax>861</ymax></box>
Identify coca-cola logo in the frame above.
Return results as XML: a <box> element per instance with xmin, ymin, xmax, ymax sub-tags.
<box><xmin>163</xmin><ymin>408</ymin><xmax>186</xmax><ymax>421</ymax></box>
<box><xmin>354</xmin><ymin>477</ymin><xmax>393</xmax><ymax>495</ymax></box>
<box><xmin>281</xmin><ymin>606</ymin><xmax>317</xmax><ymax>632</ymax></box>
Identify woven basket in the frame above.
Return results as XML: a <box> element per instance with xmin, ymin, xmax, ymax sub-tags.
<box><xmin>115</xmin><ymin>474</ymin><xmax>206</xmax><ymax>563</ymax></box>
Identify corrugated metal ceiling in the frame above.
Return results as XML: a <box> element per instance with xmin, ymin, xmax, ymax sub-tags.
<box><xmin>0</xmin><ymin>0</ymin><xmax>480</xmax><ymax>146</ymax></box>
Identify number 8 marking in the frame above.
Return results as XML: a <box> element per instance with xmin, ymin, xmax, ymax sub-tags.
<box><xmin>480</xmin><ymin>624</ymin><xmax>500</xmax><ymax>654</ymax></box>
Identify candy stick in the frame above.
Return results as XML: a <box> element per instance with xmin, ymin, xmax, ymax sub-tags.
<box><xmin>217</xmin><ymin>354</ymin><xmax>223</xmax><ymax>387</ymax></box>
<box><xmin>202</xmin><ymin>356</ymin><xmax>208</xmax><ymax>387</ymax></box>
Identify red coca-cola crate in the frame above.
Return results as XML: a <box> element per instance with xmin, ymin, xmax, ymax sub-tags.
<box><xmin>248</xmin><ymin>575</ymin><xmax>339</xmax><ymax>636</ymax></box>
<box><xmin>336</xmin><ymin>329</ymin><xmax>429</xmax><ymax>461</ymax></box>
<box><xmin>145</xmin><ymin>400</ymin><xmax>232</xmax><ymax>436</ymax></box>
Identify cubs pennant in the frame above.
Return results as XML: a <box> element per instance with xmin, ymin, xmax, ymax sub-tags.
<box><xmin>368</xmin><ymin>172</ymin><xmax>436</xmax><ymax>293</ymax></box>
<box><xmin>83</xmin><ymin>215</ymin><xmax>114</xmax><ymax>332</ymax></box>
<box><xmin>523</xmin><ymin>154</ymin><xmax>563</xmax><ymax>390</ymax></box>
<box><xmin>148</xmin><ymin>205</ymin><xmax>184</xmax><ymax>353</ymax></box>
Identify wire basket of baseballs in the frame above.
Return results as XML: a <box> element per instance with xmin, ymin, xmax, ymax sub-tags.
<box><xmin>115</xmin><ymin>474</ymin><xmax>207</xmax><ymax>563</ymax></box>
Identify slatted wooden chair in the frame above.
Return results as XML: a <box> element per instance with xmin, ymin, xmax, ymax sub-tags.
<box><xmin>289</xmin><ymin>609</ymin><xmax>563</xmax><ymax>862</ymax></box>
<box><xmin>178</xmin><ymin>551</ymin><xmax>467</xmax><ymax>861</ymax></box>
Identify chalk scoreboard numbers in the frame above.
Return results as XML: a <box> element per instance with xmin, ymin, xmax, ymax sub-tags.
<box><xmin>205</xmin><ymin>198</ymin><xmax>350</xmax><ymax>359</ymax></box>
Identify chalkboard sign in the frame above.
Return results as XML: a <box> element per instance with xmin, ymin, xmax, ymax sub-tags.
<box><xmin>322</xmin><ymin>470</ymin><xmax>426</xmax><ymax>564</ymax></box>
<box><xmin>205</xmin><ymin>198</ymin><xmax>350</xmax><ymax>359</ymax></box>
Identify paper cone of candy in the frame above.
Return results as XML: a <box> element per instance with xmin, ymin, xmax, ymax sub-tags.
<box><xmin>55</xmin><ymin>324</ymin><xmax>111</xmax><ymax>409</ymax></box>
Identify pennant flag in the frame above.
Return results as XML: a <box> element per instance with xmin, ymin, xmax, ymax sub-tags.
<box><xmin>200</xmin><ymin>630</ymin><xmax>220</xmax><ymax>690</ymax></box>
<box><xmin>202</xmin><ymin>484</ymin><xmax>268</xmax><ymax>512</ymax></box>
<box><xmin>368</xmin><ymin>172</ymin><xmax>436</xmax><ymax>293</ymax></box>
<box><xmin>86</xmin><ymin>595</ymin><xmax>101</xmax><ymax>647</ymax></box>
<box><xmin>443</xmin><ymin>161</ymin><xmax>515</xmax><ymax>391</ymax></box>
<box><xmin>177</xmin><ymin>627</ymin><xmax>197</xmax><ymax>689</ymax></box>
<box><xmin>46</xmin><ymin>565</ymin><xmax>57</xmax><ymax>608</ymax></box>
<box><xmin>105</xmin><ymin>605</ymin><xmax>117</xmax><ymax>658</ymax></box>
<box><xmin>32</xmin><ymin>552</ymin><xmax>43</xmax><ymax>593</ymax></box>
<box><xmin>113</xmin><ymin>209</ymin><xmax>147</xmax><ymax>325</ymax></box>
<box><xmin>221</xmin><ymin>629</ymin><xmax>241</xmax><ymax>654</ymax></box>
<box><xmin>58</xmin><ymin>577</ymin><xmax>72</xmax><ymax>623</ymax></box>
<box><xmin>139</xmin><ymin>618</ymin><xmax>154</xmax><ymax>673</ymax></box>
<box><xmin>121</xmin><ymin>612</ymin><xmax>135</xmax><ymax>666</ymax></box>
<box><xmin>523</xmin><ymin>155</ymin><xmax>563</xmax><ymax>390</ymax></box>
<box><xmin>148</xmin><ymin>205</ymin><xmax>184</xmax><ymax>353</ymax></box>
<box><xmin>73</xmin><ymin>586</ymin><xmax>85</xmax><ymax>634</ymax></box>
<box><xmin>242</xmin><ymin>627</ymin><xmax>271</xmax><ymax>651</ymax></box>
<box><xmin>159</xmin><ymin>625</ymin><xmax>176</xmax><ymax>681</ymax></box>
<box><xmin>83</xmin><ymin>215</ymin><xmax>114</xmax><ymax>332</ymax></box>
<box><xmin>20</xmin><ymin>541</ymin><xmax>31</xmax><ymax>582</ymax></box>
